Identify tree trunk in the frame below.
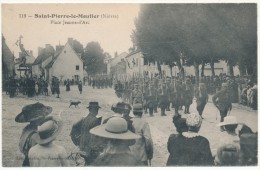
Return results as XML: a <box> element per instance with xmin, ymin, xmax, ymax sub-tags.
<box><xmin>238</xmin><ymin>62</ymin><xmax>246</xmax><ymax>76</ymax></box>
<box><xmin>246</xmin><ymin>64</ymin><xmax>253</xmax><ymax>76</ymax></box>
<box><xmin>157</xmin><ymin>61</ymin><xmax>162</xmax><ymax>79</ymax></box>
<box><xmin>201</xmin><ymin>61</ymin><xmax>205</xmax><ymax>77</ymax></box>
<box><xmin>176</xmin><ymin>59</ymin><xmax>182</xmax><ymax>70</ymax></box>
<box><xmin>227</xmin><ymin>62</ymin><xmax>234</xmax><ymax>76</ymax></box>
<box><xmin>194</xmin><ymin>61</ymin><xmax>200</xmax><ymax>86</ymax></box>
<box><xmin>170</xmin><ymin>66</ymin><xmax>173</xmax><ymax>77</ymax></box>
<box><xmin>210</xmin><ymin>59</ymin><xmax>215</xmax><ymax>76</ymax></box>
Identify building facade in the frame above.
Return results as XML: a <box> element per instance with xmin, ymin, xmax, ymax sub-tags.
<box><xmin>106</xmin><ymin>52</ymin><xmax>128</xmax><ymax>75</ymax></box>
<box><xmin>125</xmin><ymin>51</ymin><xmax>240</xmax><ymax>78</ymax></box>
<box><xmin>45</xmin><ymin>41</ymin><xmax>84</xmax><ymax>83</ymax></box>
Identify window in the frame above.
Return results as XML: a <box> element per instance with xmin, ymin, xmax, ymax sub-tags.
<box><xmin>76</xmin><ymin>65</ymin><xmax>79</xmax><ymax>70</ymax></box>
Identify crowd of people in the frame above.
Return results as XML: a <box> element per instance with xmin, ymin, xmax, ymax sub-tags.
<box><xmin>7</xmin><ymin>72</ymin><xmax>257</xmax><ymax>167</ymax></box>
<box><xmin>3</xmin><ymin>75</ymin><xmax>88</xmax><ymax>98</ymax></box>
<box><xmin>87</xmin><ymin>75</ymin><xmax>113</xmax><ymax>89</ymax></box>
<box><xmin>113</xmin><ymin>74</ymin><xmax>257</xmax><ymax>117</ymax></box>
<box><xmin>15</xmin><ymin>99</ymin><xmax>257</xmax><ymax>167</ymax></box>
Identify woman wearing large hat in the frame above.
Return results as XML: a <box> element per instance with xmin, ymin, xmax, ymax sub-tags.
<box><xmin>28</xmin><ymin>119</ymin><xmax>69</xmax><ymax>166</ymax></box>
<box><xmin>15</xmin><ymin>102</ymin><xmax>53</xmax><ymax>166</ymax></box>
<box><xmin>90</xmin><ymin>117</ymin><xmax>143</xmax><ymax>166</ymax></box>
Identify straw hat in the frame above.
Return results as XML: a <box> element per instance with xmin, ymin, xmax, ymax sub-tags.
<box><xmin>15</xmin><ymin>102</ymin><xmax>52</xmax><ymax>123</ymax></box>
<box><xmin>34</xmin><ymin>120</ymin><xmax>63</xmax><ymax>144</ymax></box>
<box><xmin>218</xmin><ymin>116</ymin><xmax>238</xmax><ymax>127</ymax></box>
<box><xmin>90</xmin><ymin>117</ymin><xmax>140</xmax><ymax>140</ymax></box>
<box><xmin>86</xmin><ymin>102</ymin><xmax>101</xmax><ymax>109</ymax></box>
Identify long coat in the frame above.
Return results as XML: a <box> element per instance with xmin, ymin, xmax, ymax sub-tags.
<box><xmin>212</xmin><ymin>89</ymin><xmax>232</xmax><ymax>113</ymax></box>
<box><xmin>166</xmin><ymin>134</ymin><xmax>214</xmax><ymax>166</ymax></box>
<box><xmin>130</xmin><ymin>116</ymin><xmax>153</xmax><ymax>162</ymax></box>
<box><xmin>75</xmin><ymin>113</ymin><xmax>102</xmax><ymax>155</ymax></box>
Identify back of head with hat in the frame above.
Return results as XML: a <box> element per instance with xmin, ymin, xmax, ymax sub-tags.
<box><xmin>132</xmin><ymin>103</ymin><xmax>143</xmax><ymax>113</ymax></box>
<box><xmin>34</xmin><ymin>119</ymin><xmax>63</xmax><ymax>145</ymax></box>
<box><xmin>87</xmin><ymin>101</ymin><xmax>101</xmax><ymax>109</ymax></box>
<box><xmin>90</xmin><ymin>117</ymin><xmax>140</xmax><ymax>141</ymax></box>
<box><xmin>186</xmin><ymin>113</ymin><xmax>202</xmax><ymax>128</ymax></box>
<box><xmin>15</xmin><ymin>102</ymin><xmax>52</xmax><ymax>123</ymax></box>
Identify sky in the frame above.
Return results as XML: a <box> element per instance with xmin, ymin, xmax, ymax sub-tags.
<box><xmin>2</xmin><ymin>4</ymin><xmax>140</xmax><ymax>58</ymax></box>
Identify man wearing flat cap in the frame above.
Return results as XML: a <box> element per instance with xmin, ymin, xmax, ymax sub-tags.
<box><xmin>71</xmin><ymin>101</ymin><xmax>103</xmax><ymax>166</ymax></box>
<box><xmin>15</xmin><ymin>102</ymin><xmax>53</xmax><ymax>166</ymax></box>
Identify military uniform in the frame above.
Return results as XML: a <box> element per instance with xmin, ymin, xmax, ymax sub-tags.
<box><xmin>183</xmin><ymin>80</ymin><xmax>194</xmax><ymax>114</ymax></box>
<box><xmin>212</xmin><ymin>84</ymin><xmax>232</xmax><ymax>123</ymax></box>
<box><xmin>172</xmin><ymin>80</ymin><xmax>184</xmax><ymax>115</ymax></box>
<box><xmin>131</xmin><ymin>84</ymin><xmax>143</xmax><ymax>105</ymax></box>
<box><xmin>195</xmin><ymin>83</ymin><xmax>208</xmax><ymax>117</ymax></box>
<box><xmin>158</xmin><ymin>83</ymin><xmax>169</xmax><ymax>116</ymax></box>
<box><xmin>145</xmin><ymin>84</ymin><xmax>157</xmax><ymax>116</ymax></box>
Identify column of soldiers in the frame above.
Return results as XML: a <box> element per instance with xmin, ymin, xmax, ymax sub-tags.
<box><xmin>113</xmin><ymin>74</ymin><xmax>256</xmax><ymax>124</ymax></box>
<box><xmin>88</xmin><ymin>75</ymin><xmax>113</xmax><ymax>89</ymax></box>
<box><xmin>113</xmin><ymin>75</ymin><xmax>195</xmax><ymax>117</ymax></box>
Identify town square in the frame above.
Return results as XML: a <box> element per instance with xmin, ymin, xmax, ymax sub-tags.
<box><xmin>1</xmin><ymin>3</ymin><xmax>258</xmax><ymax>167</ymax></box>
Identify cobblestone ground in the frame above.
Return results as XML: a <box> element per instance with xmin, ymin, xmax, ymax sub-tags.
<box><xmin>1</xmin><ymin>85</ymin><xmax>258</xmax><ymax>167</ymax></box>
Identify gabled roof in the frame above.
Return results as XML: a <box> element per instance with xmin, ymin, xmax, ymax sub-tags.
<box><xmin>2</xmin><ymin>37</ymin><xmax>15</xmax><ymax>64</ymax></box>
<box><xmin>45</xmin><ymin>41</ymin><xmax>83</xmax><ymax>69</ymax></box>
<box><xmin>33</xmin><ymin>53</ymin><xmax>52</xmax><ymax>65</ymax></box>
<box><xmin>125</xmin><ymin>49</ymin><xmax>141</xmax><ymax>58</ymax></box>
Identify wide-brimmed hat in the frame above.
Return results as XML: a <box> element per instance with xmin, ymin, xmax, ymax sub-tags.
<box><xmin>90</xmin><ymin>117</ymin><xmax>140</xmax><ymax>140</ymax></box>
<box><xmin>133</xmin><ymin>103</ymin><xmax>143</xmax><ymax>112</ymax></box>
<box><xmin>186</xmin><ymin>113</ymin><xmax>202</xmax><ymax>128</ymax></box>
<box><xmin>15</xmin><ymin>102</ymin><xmax>52</xmax><ymax>123</ymax></box>
<box><xmin>218</xmin><ymin>116</ymin><xmax>238</xmax><ymax>127</ymax></box>
<box><xmin>34</xmin><ymin>120</ymin><xmax>63</xmax><ymax>144</ymax></box>
<box><xmin>87</xmin><ymin>102</ymin><xmax>101</xmax><ymax>109</ymax></box>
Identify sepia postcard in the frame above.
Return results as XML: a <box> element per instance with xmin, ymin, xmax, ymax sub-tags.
<box><xmin>1</xmin><ymin>1</ymin><xmax>259</xmax><ymax>169</ymax></box>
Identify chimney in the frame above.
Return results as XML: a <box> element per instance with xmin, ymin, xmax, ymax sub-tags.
<box><xmin>56</xmin><ymin>45</ymin><xmax>64</xmax><ymax>54</ymax></box>
<box><xmin>114</xmin><ymin>52</ymin><xmax>118</xmax><ymax>58</ymax></box>
<box><xmin>45</xmin><ymin>44</ymin><xmax>51</xmax><ymax>48</ymax></box>
<box><xmin>68</xmin><ymin>38</ymin><xmax>73</xmax><ymax>45</ymax></box>
<box><xmin>38</xmin><ymin>47</ymin><xmax>44</xmax><ymax>56</ymax></box>
<box><xmin>30</xmin><ymin>50</ymin><xmax>33</xmax><ymax>57</ymax></box>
